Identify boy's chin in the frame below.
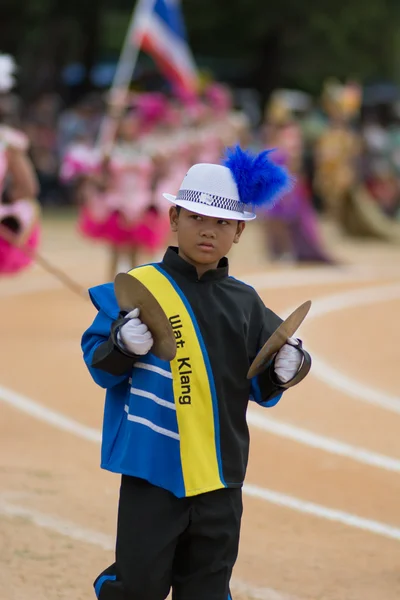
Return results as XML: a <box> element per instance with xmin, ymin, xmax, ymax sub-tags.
<box><xmin>189</xmin><ymin>248</ymin><xmax>222</xmax><ymax>265</ymax></box>
<box><xmin>196</xmin><ymin>256</ymin><xmax>219</xmax><ymax>265</ymax></box>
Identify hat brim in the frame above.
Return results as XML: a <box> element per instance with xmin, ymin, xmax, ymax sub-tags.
<box><xmin>163</xmin><ymin>193</ymin><xmax>256</xmax><ymax>221</ymax></box>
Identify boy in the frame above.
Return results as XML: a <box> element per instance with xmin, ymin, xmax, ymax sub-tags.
<box><xmin>82</xmin><ymin>146</ymin><xmax>309</xmax><ymax>600</ymax></box>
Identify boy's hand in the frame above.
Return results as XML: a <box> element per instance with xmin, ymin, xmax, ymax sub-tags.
<box><xmin>274</xmin><ymin>337</ymin><xmax>302</xmax><ymax>383</ymax></box>
<box><xmin>118</xmin><ymin>308</ymin><xmax>154</xmax><ymax>356</ymax></box>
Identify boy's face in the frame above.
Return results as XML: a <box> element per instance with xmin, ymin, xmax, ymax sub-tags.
<box><xmin>169</xmin><ymin>206</ymin><xmax>245</xmax><ymax>270</ymax></box>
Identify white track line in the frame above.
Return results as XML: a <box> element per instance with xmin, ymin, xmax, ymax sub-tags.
<box><xmin>0</xmin><ymin>496</ymin><xmax>300</xmax><ymax>600</ymax></box>
<box><xmin>2</xmin><ymin>261</ymin><xmax>400</xmax><ymax>300</ymax></box>
<box><xmin>295</xmin><ymin>282</ymin><xmax>400</xmax><ymax>320</ymax></box>
<box><xmin>2</xmin><ymin>383</ymin><xmax>400</xmax><ymax>473</ymax></box>
<box><xmin>244</xmin><ymin>264</ymin><xmax>400</xmax><ymax>289</ymax></box>
<box><xmin>310</xmin><ymin>355</ymin><xmax>400</xmax><ymax>415</ymax></box>
<box><xmin>231</xmin><ymin>579</ymin><xmax>299</xmax><ymax>600</ymax></box>
<box><xmin>284</xmin><ymin>283</ymin><xmax>400</xmax><ymax>414</ymax></box>
<box><xmin>0</xmin><ymin>496</ymin><xmax>113</xmax><ymax>550</ymax></box>
<box><xmin>0</xmin><ymin>384</ymin><xmax>101</xmax><ymax>443</ymax></box>
<box><xmin>244</xmin><ymin>484</ymin><xmax>400</xmax><ymax>541</ymax></box>
<box><xmin>246</xmin><ymin>410</ymin><xmax>400</xmax><ymax>471</ymax></box>
<box><xmin>1</xmin><ymin>384</ymin><xmax>400</xmax><ymax>542</ymax></box>
<box><xmin>2</xmin><ymin>262</ymin><xmax>400</xmax><ymax>547</ymax></box>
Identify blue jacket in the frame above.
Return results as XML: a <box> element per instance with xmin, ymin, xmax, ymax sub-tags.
<box><xmin>82</xmin><ymin>249</ymin><xmax>285</xmax><ymax>497</ymax></box>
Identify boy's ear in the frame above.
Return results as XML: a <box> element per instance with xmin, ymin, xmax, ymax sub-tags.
<box><xmin>233</xmin><ymin>221</ymin><xmax>245</xmax><ymax>244</ymax></box>
<box><xmin>169</xmin><ymin>206</ymin><xmax>179</xmax><ymax>232</ymax></box>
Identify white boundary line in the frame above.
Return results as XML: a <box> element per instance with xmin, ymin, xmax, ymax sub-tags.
<box><xmin>284</xmin><ymin>283</ymin><xmax>400</xmax><ymax>414</ymax></box>
<box><xmin>2</xmin><ymin>254</ymin><xmax>400</xmax><ymax>549</ymax></box>
<box><xmin>0</xmin><ymin>496</ymin><xmax>113</xmax><ymax>550</ymax></box>
<box><xmin>3</xmin><ymin>261</ymin><xmax>400</xmax><ymax>299</ymax></box>
<box><xmin>246</xmin><ymin>411</ymin><xmax>400</xmax><ymax>471</ymax></box>
<box><xmin>3</xmin><ymin>383</ymin><xmax>400</xmax><ymax>473</ymax></box>
<box><xmin>0</xmin><ymin>496</ymin><xmax>301</xmax><ymax>600</ymax></box>
<box><xmin>0</xmin><ymin>384</ymin><xmax>102</xmax><ymax>443</ymax></box>
<box><xmin>4</xmin><ymin>259</ymin><xmax>400</xmax><ymax>419</ymax></box>
<box><xmin>243</xmin><ymin>264</ymin><xmax>400</xmax><ymax>290</ymax></box>
<box><xmin>1</xmin><ymin>384</ymin><xmax>400</xmax><ymax>542</ymax></box>
<box><xmin>4</xmin><ymin>260</ymin><xmax>400</xmax><ymax>419</ymax></box>
<box><xmin>243</xmin><ymin>484</ymin><xmax>400</xmax><ymax>541</ymax></box>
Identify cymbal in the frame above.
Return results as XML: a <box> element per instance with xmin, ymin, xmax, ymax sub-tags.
<box><xmin>247</xmin><ymin>300</ymin><xmax>311</xmax><ymax>379</ymax></box>
<box><xmin>114</xmin><ymin>272</ymin><xmax>177</xmax><ymax>362</ymax></box>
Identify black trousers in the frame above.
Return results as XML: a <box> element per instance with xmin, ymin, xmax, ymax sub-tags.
<box><xmin>94</xmin><ymin>476</ymin><xmax>243</xmax><ymax>600</ymax></box>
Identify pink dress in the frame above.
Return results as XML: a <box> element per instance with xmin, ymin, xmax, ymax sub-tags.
<box><xmin>0</xmin><ymin>129</ymin><xmax>40</xmax><ymax>275</ymax></box>
<box><xmin>60</xmin><ymin>142</ymin><xmax>101</xmax><ymax>182</ymax></box>
<box><xmin>152</xmin><ymin>134</ymin><xmax>191</xmax><ymax>213</ymax></box>
<box><xmin>63</xmin><ymin>142</ymin><xmax>170</xmax><ymax>252</ymax></box>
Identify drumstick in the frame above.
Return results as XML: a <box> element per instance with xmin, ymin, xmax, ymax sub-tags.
<box><xmin>0</xmin><ymin>223</ymin><xmax>89</xmax><ymax>300</ymax></box>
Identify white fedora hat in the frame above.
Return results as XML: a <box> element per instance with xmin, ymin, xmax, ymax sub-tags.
<box><xmin>163</xmin><ymin>145</ymin><xmax>293</xmax><ymax>221</ymax></box>
<box><xmin>163</xmin><ymin>163</ymin><xmax>256</xmax><ymax>221</ymax></box>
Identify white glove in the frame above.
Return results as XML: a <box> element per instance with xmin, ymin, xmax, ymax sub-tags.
<box><xmin>274</xmin><ymin>337</ymin><xmax>302</xmax><ymax>383</ymax></box>
<box><xmin>117</xmin><ymin>308</ymin><xmax>154</xmax><ymax>356</ymax></box>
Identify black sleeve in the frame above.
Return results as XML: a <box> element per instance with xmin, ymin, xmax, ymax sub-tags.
<box><xmin>252</xmin><ymin>304</ymin><xmax>286</xmax><ymax>403</ymax></box>
<box><xmin>91</xmin><ymin>313</ymin><xmax>138</xmax><ymax>376</ymax></box>
<box><xmin>254</xmin><ymin>304</ymin><xmax>311</xmax><ymax>400</ymax></box>
<box><xmin>256</xmin><ymin>361</ymin><xmax>285</xmax><ymax>403</ymax></box>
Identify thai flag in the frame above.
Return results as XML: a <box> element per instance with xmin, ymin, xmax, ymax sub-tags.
<box><xmin>133</xmin><ymin>0</ymin><xmax>198</xmax><ymax>98</ymax></box>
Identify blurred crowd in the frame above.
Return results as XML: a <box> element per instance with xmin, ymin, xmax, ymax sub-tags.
<box><xmin>3</xmin><ymin>79</ymin><xmax>400</xmax><ymax>228</ymax></box>
<box><xmin>3</xmin><ymin>91</ymin><xmax>103</xmax><ymax>206</ymax></box>
<box><xmin>0</xmin><ymin>65</ymin><xmax>253</xmax><ymax>277</ymax></box>
<box><xmin>257</xmin><ymin>79</ymin><xmax>400</xmax><ymax>262</ymax></box>
<box><xmin>2</xmin><ymin>53</ymin><xmax>400</xmax><ymax>279</ymax></box>
<box><xmin>2</xmin><ymin>88</ymin><xmax>249</xmax><ymax>207</ymax></box>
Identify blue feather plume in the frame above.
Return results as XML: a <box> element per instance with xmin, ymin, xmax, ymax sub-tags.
<box><xmin>223</xmin><ymin>145</ymin><xmax>294</xmax><ymax>207</ymax></box>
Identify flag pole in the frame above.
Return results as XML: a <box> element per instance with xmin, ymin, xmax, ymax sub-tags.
<box><xmin>96</xmin><ymin>0</ymin><xmax>157</xmax><ymax>155</ymax></box>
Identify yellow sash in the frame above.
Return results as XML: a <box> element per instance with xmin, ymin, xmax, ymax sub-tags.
<box><xmin>129</xmin><ymin>265</ymin><xmax>225</xmax><ymax>496</ymax></box>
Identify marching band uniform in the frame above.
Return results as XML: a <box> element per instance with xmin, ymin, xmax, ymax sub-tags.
<box><xmin>82</xmin><ymin>146</ymin><xmax>310</xmax><ymax>600</ymax></box>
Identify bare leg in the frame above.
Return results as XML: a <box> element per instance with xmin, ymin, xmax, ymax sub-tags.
<box><xmin>263</xmin><ymin>218</ymin><xmax>294</xmax><ymax>261</ymax></box>
<box><xmin>109</xmin><ymin>246</ymin><xmax>120</xmax><ymax>281</ymax></box>
<box><xmin>128</xmin><ymin>247</ymin><xmax>139</xmax><ymax>270</ymax></box>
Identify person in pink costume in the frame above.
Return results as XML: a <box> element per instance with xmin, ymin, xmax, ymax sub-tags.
<box><xmin>195</xmin><ymin>86</ymin><xmax>241</xmax><ymax>165</ymax></box>
<box><xmin>0</xmin><ymin>54</ymin><xmax>40</xmax><ymax>276</ymax></box>
<box><xmin>184</xmin><ymin>100</ymin><xmax>221</xmax><ymax>165</ymax></box>
<box><xmin>144</xmin><ymin>102</ymin><xmax>190</xmax><ymax>252</ymax></box>
<box><xmin>152</xmin><ymin>103</ymin><xmax>191</xmax><ymax>203</ymax></box>
<box><xmin>133</xmin><ymin>92</ymin><xmax>169</xmax><ymax>136</ymax></box>
<box><xmin>63</xmin><ymin>108</ymin><xmax>170</xmax><ymax>278</ymax></box>
<box><xmin>196</xmin><ymin>123</ymin><xmax>224</xmax><ymax>164</ymax></box>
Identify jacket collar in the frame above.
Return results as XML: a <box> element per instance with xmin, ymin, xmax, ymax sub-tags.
<box><xmin>161</xmin><ymin>247</ymin><xmax>229</xmax><ymax>282</ymax></box>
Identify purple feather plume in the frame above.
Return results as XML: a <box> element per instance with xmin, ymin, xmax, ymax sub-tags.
<box><xmin>223</xmin><ymin>145</ymin><xmax>294</xmax><ymax>207</ymax></box>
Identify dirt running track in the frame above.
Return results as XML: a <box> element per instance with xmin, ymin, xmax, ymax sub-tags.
<box><xmin>1</xmin><ymin>213</ymin><xmax>400</xmax><ymax>600</ymax></box>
